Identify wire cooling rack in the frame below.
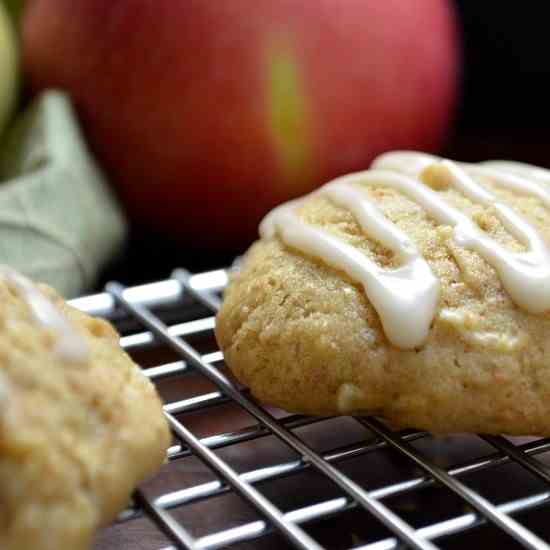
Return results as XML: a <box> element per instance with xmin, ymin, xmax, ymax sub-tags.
<box><xmin>70</xmin><ymin>267</ymin><xmax>550</xmax><ymax>550</ymax></box>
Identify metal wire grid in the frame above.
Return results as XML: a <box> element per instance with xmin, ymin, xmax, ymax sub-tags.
<box><xmin>69</xmin><ymin>268</ymin><xmax>550</xmax><ymax>550</ymax></box>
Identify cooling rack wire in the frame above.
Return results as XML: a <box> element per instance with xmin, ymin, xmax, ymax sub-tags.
<box><xmin>70</xmin><ymin>267</ymin><xmax>550</xmax><ymax>550</ymax></box>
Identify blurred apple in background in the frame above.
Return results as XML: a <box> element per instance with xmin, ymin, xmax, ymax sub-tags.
<box><xmin>0</xmin><ymin>0</ymin><xmax>17</xmax><ymax>137</ymax></box>
<box><xmin>22</xmin><ymin>0</ymin><xmax>460</xmax><ymax>249</ymax></box>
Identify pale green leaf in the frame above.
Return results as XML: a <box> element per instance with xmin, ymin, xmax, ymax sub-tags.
<box><xmin>0</xmin><ymin>90</ymin><xmax>127</xmax><ymax>297</ymax></box>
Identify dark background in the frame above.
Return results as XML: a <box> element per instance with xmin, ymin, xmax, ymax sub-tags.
<box><xmin>102</xmin><ymin>2</ymin><xmax>550</xmax><ymax>288</ymax></box>
<box><xmin>449</xmin><ymin>3</ymin><xmax>550</xmax><ymax>156</ymax></box>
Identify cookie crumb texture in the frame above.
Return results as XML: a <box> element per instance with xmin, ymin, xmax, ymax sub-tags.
<box><xmin>216</xmin><ymin>185</ymin><xmax>550</xmax><ymax>435</ymax></box>
<box><xmin>0</xmin><ymin>281</ymin><xmax>170</xmax><ymax>550</ymax></box>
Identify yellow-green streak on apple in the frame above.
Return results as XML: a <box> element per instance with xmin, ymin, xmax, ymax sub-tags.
<box><xmin>267</xmin><ymin>40</ymin><xmax>313</xmax><ymax>189</ymax></box>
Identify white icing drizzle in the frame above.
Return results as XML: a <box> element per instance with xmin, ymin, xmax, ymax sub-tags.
<box><xmin>0</xmin><ymin>266</ymin><xmax>88</xmax><ymax>363</ymax></box>
<box><xmin>375</xmin><ymin>151</ymin><xmax>550</xmax><ymax>207</ymax></box>
<box><xmin>260</xmin><ymin>151</ymin><xmax>550</xmax><ymax>349</ymax></box>
<box><xmin>481</xmin><ymin>160</ymin><xmax>550</xmax><ymax>187</ymax></box>
<box><xmin>370</xmin><ymin>151</ymin><xmax>437</xmax><ymax>179</ymax></box>
<box><xmin>466</xmin><ymin>165</ymin><xmax>550</xmax><ymax>207</ymax></box>
<box><xmin>260</xmin><ymin>181</ymin><xmax>440</xmax><ymax>349</ymax></box>
<box><xmin>374</xmin><ymin>154</ymin><xmax>550</xmax><ymax>314</ymax></box>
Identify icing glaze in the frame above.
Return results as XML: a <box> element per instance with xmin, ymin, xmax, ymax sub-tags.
<box><xmin>374</xmin><ymin>154</ymin><xmax>550</xmax><ymax>314</ymax></box>
<box><xmin>261</xmin><ymin>183</ymin><xmax>439</xmax><ymax>349</ymax></box>
<box><xmin>260</xmin><ymin>152</ymin><xmax>550</xmax><ymax>349</ymax></box>
<box><xmin>0</xmin><ymin>266</ymin><xmax>88</xmax><ymax>362</ymax></box>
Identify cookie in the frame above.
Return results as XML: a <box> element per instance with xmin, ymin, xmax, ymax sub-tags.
<box><xmin>0</xmin><ymin>267</ymin><xmax>170</xmax><ymax>550</ymax></box>
<box><xmin>216</xmin><ymin>152</ymin><xmax>550</xmax><ymax>435</ymax></box>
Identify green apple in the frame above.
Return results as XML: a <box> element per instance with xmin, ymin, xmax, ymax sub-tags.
<box><xmin>3</xmin><ymin>0</ymin><xmax>22</xmax><ymax>25</ymax></box>
<box><xmin>0</xmin><ymin>1</ymin><xmax>17</xmax><ymax>137</ymax></box>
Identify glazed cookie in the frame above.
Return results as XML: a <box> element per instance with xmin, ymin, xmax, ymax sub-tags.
<box><xmin>216</xmin><ymin>152</ymin><xmax>550</xmax><ymax>435</ymax></box>
<box><xmin>0</xmin><ymin>267</ymin><xmax>170</xmax><ymax>550</ymax></box>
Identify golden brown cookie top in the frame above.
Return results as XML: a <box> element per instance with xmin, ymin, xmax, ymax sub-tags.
<box><xmin>0</xmin><ymin>270</ymin><xmax>170</xmax><ymax>550</ymax></box>
<box><xmin>259</xmin><ymin>151</ymin><xmax>550</xmax><ymax>349</ymax></box>
<box><xmin>216</xmin><ymin>152</ymin><xmax>550</xmax><ymax>434</ymax></box>
<box><xmin>0</xmin><ymin>265</ymin><xmax>89</xmax><ymax>362</ymax></box>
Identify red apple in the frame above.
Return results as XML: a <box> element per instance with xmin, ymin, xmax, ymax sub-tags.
<box><xmin>22</xmin><ymin>0</ymin><xmax>460</xmax><ymax>248</ymax></box>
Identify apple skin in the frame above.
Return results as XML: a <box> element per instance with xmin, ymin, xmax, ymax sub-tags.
<box><xmin>0</xmin><ymin>1</ymin><xmax>17</xmax><ymax>137</ymax></box>
<box><xmin>22</xmin><ymin>0</ymin><xmax>460</xmax><ymax>248</ymax></box>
